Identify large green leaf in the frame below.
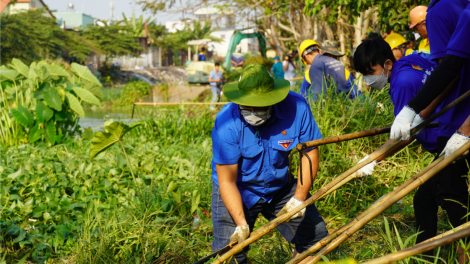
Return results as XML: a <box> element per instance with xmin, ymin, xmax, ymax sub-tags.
<box><xmin>73</xmin><ymin>87</ymin><xmax>101</xmax><ymax>106</ymax></box>
<box><xmin>9</xmin><ymin>58</ymin><xmax>29</xmax><ymax>78</ymax></box>
<box><xmin>0</xmin><ymin>69</ymin><xmax>21</xmax><ymax>82</ymax></box>
<box><xmin>45</xmin><ymin>121</ymin><xmax>56</xmax><ymax>145</ymax></box>
<box><xmin>11</xmin><ymin>106</ymin><xmax>34</xmax><ymax>128</ymax></box>
<box><xmin>44</xmin><ymin>87</ymin><xmax>63</xmax><ymax>111</ymax></box>
<box><xmin>29</xmin><ymin>62</ymin><xmax>38</xmax><ymax>82</ymax></box>
<box><xmin>83</xmin><ymin>82</ymin><xmax>104</xmax><ymax>99</ymax></box>
<box><xmin>36</xmin><ymin>102</ymin><xmax>54</xmax><ymax>123</ymax></box>
<box><xmin>70</xmin><ymin>63</ymin><xmax>101</xmax><ymax>86</ymax></box>
<box><xmin>45</xmin><ymin>64</ymin><xmax>70</xmax><ymax>78</ymax></box>
<box><xmin>90</xmin><ymin>121</ymin><xmax>143</xmax><ymax>159</ymax></box>
<box><xmin>65</xmin><ymin>92</ymin><xmax>85</xmax><ymax>118</ymax></box>
<box><xmin>29</xmin><ymin>123</ymin><xmax>43</xmax><ymax>143</ymax></box>
<box><xmin>35</xmin><ymin>65</ymin><xmax>50</xmax><ymax>81</ymax></box>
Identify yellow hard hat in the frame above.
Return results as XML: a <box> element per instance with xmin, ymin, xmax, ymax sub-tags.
<box><xmin>409</xmin><ymin>6</ymin><xmax>427</xmax><ymax>29</ymax></box>
<box><xmin>299</xmin><ymin>39</ymin><xmax>320</xmax><ymax>65</ymax></box>
<box><xmin>385</xmin><ymin>33</ymin><xmax>407</xmax><ymax>50</ymax></box>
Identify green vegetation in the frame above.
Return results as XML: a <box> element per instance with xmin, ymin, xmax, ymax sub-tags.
<box><xmin>1</xmin><ymin>85</ymin><xmax>467</xmax><ymax>263</ymax></box>
<box><xmin>113</xmin><ymin>81</ymin><xmax>152</xmax><ymax>106</ymax></box>
<box><xmin>0</xmin><ymin>59</ymin><xmax>102</xmax><ymax>147</ymax></box>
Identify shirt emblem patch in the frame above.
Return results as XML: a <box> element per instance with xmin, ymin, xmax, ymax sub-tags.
<box><xmin>412</xmin><ymin>65</ymin><xmax>424</xmax><ymax>71</ymax></box>
<box><xmin>282</xmin><ymin>131</ymin><xmax>287</xmax><ymax>136</ymax></box>
<box><xmin>278</xmin><ymin>139</ymin><xmax>293</xmax><ymax>150</ymax></box>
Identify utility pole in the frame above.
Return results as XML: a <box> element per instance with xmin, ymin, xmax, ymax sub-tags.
<box><xmin>110</xmin><ymin>2</ymin><xmax>115</xmax><ymax>21</ymax></box>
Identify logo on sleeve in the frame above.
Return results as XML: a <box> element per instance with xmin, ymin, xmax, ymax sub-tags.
<box><xmin>412</xmin><ymin>65</ymin><xmax>424</xmax><ymax>71</ymax></box>
<box><xmin>278</xmin><ymin>139</ymin><xmax>294</xmax><ymax>150</ymax></box>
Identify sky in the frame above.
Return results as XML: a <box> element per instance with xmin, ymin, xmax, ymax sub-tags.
<box><xmin>44</xmin><ymin>0</ymin><xmax>182</xmax><ymax>24</ymax></box>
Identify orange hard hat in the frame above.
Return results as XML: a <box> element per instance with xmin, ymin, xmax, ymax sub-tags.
<box><xmin>410</xmin><ymin>6</ymin><xmax>427</xmax><ymax>29</ymax></box>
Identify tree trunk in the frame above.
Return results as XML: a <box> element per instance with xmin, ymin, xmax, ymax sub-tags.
<box><xmin>337</xmin><ymin>6</ymin><xmax>347</xmax><ymax>65</ymax></box>
<box><xmin>354</xmin><ymin>11</ymin><xmax>364</xmax><ymax>48</ymax></box>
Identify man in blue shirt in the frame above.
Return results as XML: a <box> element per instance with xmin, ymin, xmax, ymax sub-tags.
<box><xmin>298</xmin><ymin>40</ymin><xmax>354</xmax><ymax>103</ymax></box>
<box><xmin>209</xmin><ymin>63</ymin><xmax>223</xmax><ymax>111</ymax></box>
<box><xmin>212</xmin><ymin>64</ymin><xmax>328</xmax><ymax>263</ymax></box>
<box><xmin>270</xmin><ymin>56</ymin><xmax>285</xmax><ymax>79</ymax></box>
<box><xmin>389</xmin><ymin>1</ymin><xmax>470</xmax><ymax>259</ymax></box>
<box><xmin>198</xmin><ymin>47</ymin><xmax>207</xmax><ymax>61</ymax></box>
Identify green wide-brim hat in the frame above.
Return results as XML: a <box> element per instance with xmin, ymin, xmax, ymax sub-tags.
<box><xmin>223</xmin><ymin>64</ymin><xmax>290</xmax><ymax>107</ymax></box>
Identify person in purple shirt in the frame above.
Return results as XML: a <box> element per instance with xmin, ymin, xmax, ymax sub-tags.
<box><xmin>389</xmin><ymin>1</ymin><xmax>470</xmax><ymax>261</ymax></box>
<box><xmin>352</xmin><ymin>37</ymin><xmax>441</xmax><ymax>178</ymax></box>
<box><xmin>211</xmin><ymin>64</ymin><xmax>328</xmax><ymax>263</ymax></box>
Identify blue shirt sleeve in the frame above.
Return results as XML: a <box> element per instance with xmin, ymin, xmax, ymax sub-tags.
<box><xmin>390</xmin><ymin>73</ymin><xmax>419</xmax><ymax>117</ymax></box>
<box><xmin>298</xmin><ymin>101</ymin><xmax>322</xmax><ymax>144</ymax></box>
<box><xmin>447</xmin><ymin>3</ymin><xmax>470</xmax><ymax>59</ymax></box>
<box><xmin>212</xmin><ymin>110</ymin><xmax>241</xmax><ymax>164</ymax></box>
<box><xmin>427</xmin><ymin>4</ymin><xmax>459</xmax><ymax>60</ymax></box>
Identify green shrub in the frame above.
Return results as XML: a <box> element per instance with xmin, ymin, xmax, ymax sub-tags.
<box><xmin>0</xmin><ymin>59</ymin><xmax>103</xmax><ymax>147</ymax></box>
<box><xmin>114</xmin><ymin>81</ymin><xmax>151</xmax><ymax>106</ymax></box>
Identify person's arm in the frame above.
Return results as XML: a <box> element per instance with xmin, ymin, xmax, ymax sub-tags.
<box><xmin>407</xmin><ymin>55</ymin><xmax>466</xmax><ymax>113</ymax></box>
<box><xmin>283</xmin><ymin>60</ymin><xmax>288</xmax><ymax>71</ymax></box>
<box><xmin>230</xmin><ymin>60</ymin><xmax>237</xmax><ymax>67</ymax></box>
<box><xmin>216</xmin><ymin>163</ymin><xmax>247</xmax><ymax>226</ymax></box>
<box><xmin>294</xmin><ymin>148</ymin><xmax>319</xmax><ymax>201</ymax></box>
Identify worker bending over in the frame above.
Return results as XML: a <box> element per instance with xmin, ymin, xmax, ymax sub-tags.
<box><xmin>351</xmin><ymin>37</ymin><xmax>440</xmax><ymax>177</ymax></box>
<box><xmin>390</xmin><ymin>1</ymin><xmax>470</xmax><ymax>261</ymax></box>
<box><xmin>409</xmin><ymin>6</ymin><xmax>431</xmax><ymax>60</ymax></box>
<box><xmin>211</xmin><ymin>64</ymin><xmax>328</xmax><ymax>263</ymax></box>
<box><xmin>298</xmin><ymin>40</ymin><xmax>358</xmax><ymax>103</ymax></box>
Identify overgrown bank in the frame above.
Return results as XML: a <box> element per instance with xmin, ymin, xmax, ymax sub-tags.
<box><xmin>1</xmin><ymin>89</ymin><xmax>465</xmax><ymax>263</ymax></box>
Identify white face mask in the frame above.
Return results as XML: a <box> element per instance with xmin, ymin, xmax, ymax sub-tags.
<box><xmin>240</xmin><ymin>106</ymin><xmax>272</xmax><ymax>126</ymax></box>
<box><xmin>364</xmin><ymin>62</ymin><xmax>390</xmax><ymax>90</ymax></box>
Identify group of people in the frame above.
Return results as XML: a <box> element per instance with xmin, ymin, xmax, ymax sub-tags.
<box><xmin>208</xmin><ymin>0</ymin><xmax>470</xmax><ymax>262</ymax></box>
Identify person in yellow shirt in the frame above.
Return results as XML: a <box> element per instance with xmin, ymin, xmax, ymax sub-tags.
<box><xmin>409</xmin><ymin>5</ymin><xmax>432</xmax><ymax>60</ymax></box>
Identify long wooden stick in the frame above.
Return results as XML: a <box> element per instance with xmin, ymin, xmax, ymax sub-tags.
<box><xmin>297</xmin><ymin>123</ymin><xmax>438</xmax><ymax>150</ymax></box>
<box><xmin>362</xmin><ymin>227</ymin><xmax>470</xmax><ymax>264</ymax></box>
<box><xmin>211</xmin><ymin>141</ymin><xmax>402</xmax><ymax>264</ymax></box>
<box><xmin>303</xmin><ymin>141</ymin><xmax>470</xmax><ymax>264</ymax></box>
<box><xmin>418</xmin><ymin>222</ymin><xmax>470</xmax><ymax>245</ymax></box>
<box><xmin>287</xmin><ymin>156</ymin><xmax>444</xmax><ymax>264</ymax></box>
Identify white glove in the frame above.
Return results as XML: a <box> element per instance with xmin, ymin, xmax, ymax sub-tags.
<box><xmin>440</xmin><ymin>132</ymin><xmax>470</xmax><ymax>159</ymax></box>
<box><xmin>356</xmin><ymin>155</ymin><xmax>377</xmax><ymax>177</ymax></box>
<box><xmin>390</xmin><ymin>106</ymin><xmax>417</xmax><ymax>140</ymax></box>
<box><xmin>276</xmin><ymin>197</ymin><xmax>305</xmax><ymax>221</ymax></box>
<box><xmin>411</xmin><ymin>113</ymin><xmax>425</xmax><ymax>136</ymax></box>
<box><xmin>229</xmin><ymin>225</ymin><xmax>250</xmax><ymax>244</ymax></box>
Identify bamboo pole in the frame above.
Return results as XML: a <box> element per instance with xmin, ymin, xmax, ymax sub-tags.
<box><xmin>287</xmin><ymin>156</ymin><xmax>444</xmax><ymax>264</ymax></box>
<box><xmin>297</xmin><ymin>123</ymin><xmax>438</xmax><ymax>150</ymax></box>
<box><xmin>362</xmin><ymin>227</ymin><xmax>470</xmax><ymax>264</ymax></box>
<box><xmin>211</xmin><ymin>140</ymin><xmax>402</xmax><ymax>264</ymax></box>
<box><xmin>302</xmin><ymin>141</ymin><xmax>470</xmax><ymax>264</ymax></box>
<box><xmin>418</xmin><ymin>222</ymin><xmax>470</xmax><ymax>245</ymax></box>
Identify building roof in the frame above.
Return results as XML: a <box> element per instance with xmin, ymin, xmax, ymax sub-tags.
<box><xmin>0</xmin><ymin>0</ymin><xmax>55</xmax><ymax>18</ymax></box>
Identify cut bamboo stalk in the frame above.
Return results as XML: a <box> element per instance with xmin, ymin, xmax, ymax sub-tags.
<box><xmin>296</xmin><ymin>123</ymin><xmax>438</xmax><ymax>150</ymax></box>
<box><xmin>303</xmin><ymin>141</ymin><xmax>470</xmax><ymax>264</ymax></box>
<box><xmin>287</xmin><ymin>156</ymin><xmax>444</xmax><ymax>264</ymax></box>
<box><xmin>362</xmin><ymin>227</ymin><xmax>470</xmax><ymax>264</ymax></box>
<box><xmin>418</xmin><ymin>222</ymin><xmax>470</xmax><ymax>245</ymax></box>
<box><xmin>211</xmin><ymin>140</ymin><xmax>402</xmax><ymax>264</ymax></box>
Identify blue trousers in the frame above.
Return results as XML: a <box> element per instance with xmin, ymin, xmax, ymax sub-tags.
<box><xmin>211</xmin><ymin>180</ymin><xmax>328</xmax><ymax>263</ymax></box>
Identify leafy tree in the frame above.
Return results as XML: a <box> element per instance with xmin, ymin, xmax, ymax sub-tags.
<box><xmin>121</xmin><ymin>12</ymin><xmax>156</xmax><ymax>37</ymax></box>
<box><xmin>0</xmin><ymin>9</ymin><xmax>92</xmax><ymax>64</ymax></box>
<box><xmin>81</xmin><ymin>21</ymin><xmax>143</xmax><ymax>60</ymax></box>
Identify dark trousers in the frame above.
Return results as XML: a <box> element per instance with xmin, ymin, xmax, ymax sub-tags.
<box><xmin>211</xmin><ymin>180</ymin><xmax>328</xmax><ymax>264</ymax></box>
<box><xmin>414</xmin><ymin>136</ymin><xmax>470</xmax><ymax>246</ymax></box>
